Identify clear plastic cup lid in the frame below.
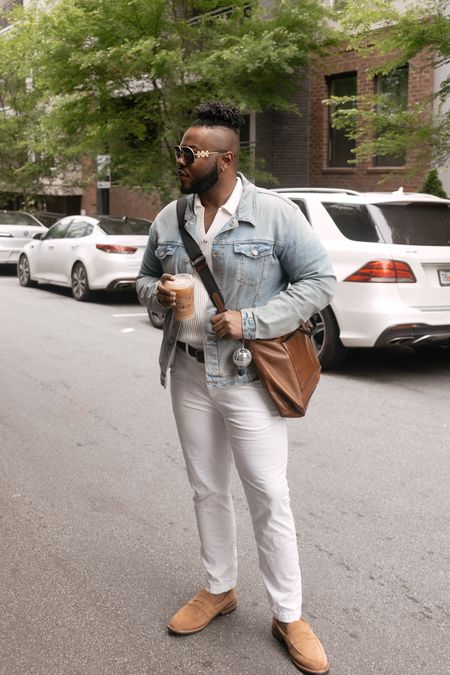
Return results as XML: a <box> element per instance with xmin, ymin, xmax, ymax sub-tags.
<box><xmin>165</xmin><ymin>274</ymin><xmax>193</xmax><ymax>289</ymax></box>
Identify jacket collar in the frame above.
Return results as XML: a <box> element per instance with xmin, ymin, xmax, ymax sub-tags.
<box><xmin>234</xmin><ymin>173</ymin><xmax>257</xmax><ymax>226</ymax></box>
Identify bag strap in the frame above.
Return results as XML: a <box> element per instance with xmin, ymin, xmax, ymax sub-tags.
<box><xmin>176</xmin><ymin>197</ymin><xmax>226</xmax><ymax>313</ymax></box>
<box><xmin>175</xmin><ymin>197</ymin><xmax>316</xmax><ymax>336</ymax></box>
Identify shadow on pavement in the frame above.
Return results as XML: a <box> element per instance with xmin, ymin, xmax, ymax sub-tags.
<box><xmin>330</xmin><ymin>344</ymin><xmax>450</xmax><ymax>381</ymax></box>
<box><xmin>12</xmin><ymin>279</ymin><xmax>140</xmax><ymax>306</ymax></box>
<box><xmin>0</xmin><ymin>266</ymin><xmax>17</xmax><ymax>277</ymax></box>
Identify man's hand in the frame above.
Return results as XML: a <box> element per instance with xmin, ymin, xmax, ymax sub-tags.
<box><xmin>157</xmin><ymin>273</ymin><xmax>176</xmax><ymax>308</ymax></box>
<box><xmin>211</xmin><ymin>310</ymin><xmax>243</xmax><ymax>340</ymax></box>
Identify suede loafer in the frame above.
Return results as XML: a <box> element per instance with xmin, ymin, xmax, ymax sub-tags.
<box><xmin>168</xmin><ymin>589</ymin><xmax>237</xmax><ymax>635</ymax></box>
<box><xmin>272</xmin><ymin>617</ymin><xmax>329</xmax><ymax>674</ymax></box>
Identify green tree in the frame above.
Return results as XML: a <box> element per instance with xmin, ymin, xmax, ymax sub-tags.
<box><xmin>421</xmin><ymin>169</ymin><xmax>448</xmax><ymax>198</ymax></box>
<box><xmin>327</xmin><ymin>0</ymin><xmax>450</xmax><ymax>171</ymax></box>
<box><xmin>3</xmin><ymin>0</ymin><xmax>336</xmax><ymax>198</ymax></box>
<box><xmin>0</xmin><ymin>8</ymin><xmax>56</xmax><ymax>207</ymax></box>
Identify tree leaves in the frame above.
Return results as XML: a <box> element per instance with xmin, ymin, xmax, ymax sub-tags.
<box><xmin>1</xmin><ymin>0</ymin><xmax>334</xmax><ymax>198</ymax></box>
<box><xmin>333</xmin><ymin>0</ymin><xmax>450</xmax><ymax>171</ymax></box>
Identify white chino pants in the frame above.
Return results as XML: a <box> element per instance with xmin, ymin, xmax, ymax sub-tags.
<box><xmin>170</xmin><ymin>349</ymin><xmax>302</xmax><ymax>622</ymax></box>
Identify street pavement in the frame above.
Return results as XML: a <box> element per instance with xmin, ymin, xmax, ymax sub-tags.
<box><xmin>1</xmin><ymin>269</ymin><xmax>449</xmax><ymax>675</ymax></box>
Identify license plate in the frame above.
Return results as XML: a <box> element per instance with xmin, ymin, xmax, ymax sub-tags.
<box><xmin>438</xmin><ymin>269</ymin><xmax>450</xmax><ymax>286</ymax></box>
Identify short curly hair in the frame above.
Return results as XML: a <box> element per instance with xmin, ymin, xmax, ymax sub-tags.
<box><xmin>192</xmin><ymin>101</ymin><xmax>245</xmax><ymax>134</ymax></box>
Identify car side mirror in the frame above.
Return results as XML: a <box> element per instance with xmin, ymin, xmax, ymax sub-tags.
<box><xmin>33</xmin><ymin>232</ymin><xmax>44</xmax><ymax>240</ymax></box>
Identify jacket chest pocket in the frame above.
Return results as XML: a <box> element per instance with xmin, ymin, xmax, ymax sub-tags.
<box><xmin>233</xmin><ymin>242</ymin><xmax>274</xmax><ymax>287</ymax></box>
<box><xmin>155</xmin><ymin>243</ymin><xmax>190</xmax><ymax>274</ymax></box>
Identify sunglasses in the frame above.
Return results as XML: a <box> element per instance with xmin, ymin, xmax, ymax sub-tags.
<box><xmin>174</xmin><ymin>145</ymin><xmax>227</xmax><ymax>165</ymax></box>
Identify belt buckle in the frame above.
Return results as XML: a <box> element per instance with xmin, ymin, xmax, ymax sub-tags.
<box><xmin>178</xmin><ymin>341</ymin><xmax>204</xmax><ymax>363</ymax></box>
<box><xmin>182</xmin><ymin>342</ymin><xmax>198</xmax><ymax>360</ymax></box>
<box><xmin>191</xmin><ymin>346</ymin><xmax>202</xmax><ymax>362</ymax></box>
<box><xmin>191</xmin><ymin>346</ymin><xmax>203</xmax><ymax>363</ymax></box>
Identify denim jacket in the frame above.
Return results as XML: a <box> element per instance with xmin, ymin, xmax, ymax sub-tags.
<box><xmin>136</xmin><ymin>174</ymin><xmax>336</xmax><ymax>388</ymax></box>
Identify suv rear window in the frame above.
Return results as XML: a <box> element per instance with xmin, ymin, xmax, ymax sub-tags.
<box><xmin>323</xmin><ymin>204</ymin><xmax>380</xmax><ymax>242</ymax></box>
<box><xmin>373</xmin><ymin>203</ymin><xmax>450</xmax><ymax>245</ymax></box>
<box><xmin>323</xmin><ymin>202</ymin><xmax>450</xmax><ymax>245</ymax></box>
<box><xmin>290</xmin><ymin>199</ymin><xmax>311</xmax><ymax>223</ymax></box>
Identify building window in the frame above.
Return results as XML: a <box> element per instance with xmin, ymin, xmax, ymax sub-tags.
<box><xmin>373</xmin><ymin>65</ymin><xmax>409</xmax><ymax>167</ymax></box>
<box><xmin>327</xmin><ymin>72</ymin><xmax>357</xmax><ymax>167</ymax></box>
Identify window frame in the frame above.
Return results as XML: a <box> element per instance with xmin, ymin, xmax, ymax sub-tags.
<box><xmin>372</xmin><ymin>65</ymin><xmax>409</xmax><ymax>168</ymax></box>
<box><xmin>326</xmin><ymin>71</ymin><xmax>357</xmax><ymax>168</ymax></box>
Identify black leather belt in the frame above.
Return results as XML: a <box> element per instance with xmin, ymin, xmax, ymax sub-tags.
<box><xmin>177</xmin><ymin>341</ymin><xmax>205</xmax><ymax>363</ymax></box>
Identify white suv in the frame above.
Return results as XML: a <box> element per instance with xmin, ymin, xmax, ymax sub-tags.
<box><xmin>274</xmin><ymin>188</ymin><xmax>450</xmax><ymax>369</ymax></box>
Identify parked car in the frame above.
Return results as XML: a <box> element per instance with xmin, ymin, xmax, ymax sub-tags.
<box><xmin>273</xmin><ymin>188</ymin><xmax>450</xmax><ymax>369</ymax></box>
<box><xmin>18</xmin><ymin>215</ymin><xmax>151</xmax><ymax>301</ymax></box>
<box><xmin>0</xmin><ymin>210</ymin><xmax>47</xmax><ymax>266</ymax></box>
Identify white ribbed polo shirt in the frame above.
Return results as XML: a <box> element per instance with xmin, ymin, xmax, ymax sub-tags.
<box><xmin>178</xmin><ymin>177</ymin><xmax>243</xmax><ymax>349</ymax></box>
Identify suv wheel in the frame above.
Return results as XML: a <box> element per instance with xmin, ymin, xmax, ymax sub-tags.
<box><xmin>147</xmin><ymin>308</ymin><xmax>165</xmax><ymax>329</ymax></box>
<box><xmin>311</xmin><ymin>306</ymin><xmax>348</xmax><ymax>371</ymax></box>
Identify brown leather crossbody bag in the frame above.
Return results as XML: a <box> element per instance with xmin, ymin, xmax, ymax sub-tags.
<box><xmin>176</xmin><ymin>198</ymin><xmax>321</xmax><ymax>418</ymax></box>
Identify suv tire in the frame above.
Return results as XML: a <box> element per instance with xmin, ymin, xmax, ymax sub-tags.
<box><xmin>148</xmin><ymin>308</ymin><xmax>165</xmax><ymax>329</ymax></box>
<box><xmin>311</xmin><ymin>306</ymin><xmax>348</xmax><ymax>371</ymax></box>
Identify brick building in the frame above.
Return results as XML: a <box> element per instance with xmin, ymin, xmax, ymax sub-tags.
<box><xmin>255</xmin><ymin>0</ymin><xmax>448</xmax><ymax>195</ymax></box>
<box><xmin>306</xmin><ymin>47</ymin><xmax>435</xmax><ymax>192</ymax></box>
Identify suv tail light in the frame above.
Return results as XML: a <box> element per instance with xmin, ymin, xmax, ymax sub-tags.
<box><xmin>96</xmin><ymin>244</ymin><xmax>137</xmax><ymax>254</ymax></box>
<box><xmin>344</xmin><ymin>260</ymin><xmax>416</xmax><ymax>283</ymax></box>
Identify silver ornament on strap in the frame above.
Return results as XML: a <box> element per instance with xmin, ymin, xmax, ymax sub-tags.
<box><xmin>232</xmin><ymin>344</ymin><xmax>252</xmax><ymax>376</ymax></box>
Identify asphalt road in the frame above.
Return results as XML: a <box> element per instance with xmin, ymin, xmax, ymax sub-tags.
<box><xmin>1</xmin><ymin>268</ymin><xmax>449</xmax><ymax>675</ymax></box>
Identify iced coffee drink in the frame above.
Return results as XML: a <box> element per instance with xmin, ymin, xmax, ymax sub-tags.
<box><xmin>165</xmin><ymin>274</ymin><xmax>195</xmax><ymax>321</ymax></box>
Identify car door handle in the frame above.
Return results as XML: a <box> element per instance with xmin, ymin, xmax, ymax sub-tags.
<box><xmin>71</xmin><ymin>245</ymin><xmax>78</xmax><ymax>249</ymax></box>
<box><xmin>48</xmin><ymin>244</ymin><xmax>55</xmax><ymax>249</ymax></box>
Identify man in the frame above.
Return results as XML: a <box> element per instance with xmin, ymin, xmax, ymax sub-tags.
<box><xmin>137</xmin><ymin>101</ymin><xmax>336</xmax><ymax>674</ymax></box>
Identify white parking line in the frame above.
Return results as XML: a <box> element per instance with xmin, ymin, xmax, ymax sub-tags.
<box><xmin>121</xmin><ymin>327</ymin><xmax>136</xmax><ymax>333</ymax></box>
<box><xmin>113</xmin><ymin>312</ymin><xmax>147</xmax><ymax>317</ymax></box>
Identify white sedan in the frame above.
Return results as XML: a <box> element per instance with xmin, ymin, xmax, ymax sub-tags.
<box><xmin>18</xmin><ymin>215</ymin><xmax>151</xmax><ymax>301</ymax></box>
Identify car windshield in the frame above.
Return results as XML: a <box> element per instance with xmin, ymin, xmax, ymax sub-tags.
<box><xmin>0</xmin><ymin>212</ymin><xmax>39</xmax><ymax>226</ymax></box>
<box><xmin>97</xmin><ymin>217</ymin><xmax>150</xmax><ymax>235</ymax></box>
<box><xmin>323</xmin><ymin>202</ymin><xmax>450</xmax><ymax>245</ymax></box>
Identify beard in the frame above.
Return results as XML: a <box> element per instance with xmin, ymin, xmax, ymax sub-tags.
<box><xmin>180</xmin><ymin>161</ymin><xmax>220</xmax><ymax>195</ymax></box>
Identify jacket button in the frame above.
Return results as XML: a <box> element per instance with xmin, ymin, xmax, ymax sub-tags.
<box><xmin>251</xmin><ymin>249</ymin><xmax>259</xmax><ymax>256</ymax></box>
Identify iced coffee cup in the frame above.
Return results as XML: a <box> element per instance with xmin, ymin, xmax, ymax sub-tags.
<box><xmin>165</xmin><ymin>274</ymin><xmax>195</xmax><ymax>321</ymax></box>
